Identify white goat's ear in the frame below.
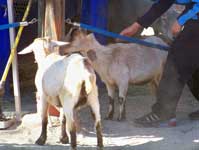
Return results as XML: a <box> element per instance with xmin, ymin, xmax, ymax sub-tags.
<box><xmin>51</xmin><ymin>40</ymin><xmax>70</xmax><ymax>47</ymax></box>
<box><xmin>18</xmin><ymin>43</ymin><xmax>33</xmax><ymax>55</ymax></box>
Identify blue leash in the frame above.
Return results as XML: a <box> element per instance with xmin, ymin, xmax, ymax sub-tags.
<box><xmin>0</xmin><ymin>18</ymin><xmax>37</xmax><ymax>30</ymax></box>
<box><xmin>66</xmin><ymin>19</ymin><xmax>170</xmax><ymax>51</ymax></box>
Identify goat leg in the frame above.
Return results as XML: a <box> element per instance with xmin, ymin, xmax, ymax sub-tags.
<box><xmin>105</xmin><ymin>96</ymin><xmax>114</xmax><ymax>120</ymax></box>
<box><xmin>35</xmin><ymin>116</ymin><xmax>48</xmax><ymax>145</ymax></box>
<box><xmin>117</xmin><ymin>97</ymin><xmax>126</xmax><ymax>121</ymax></box>
<box><xmin>96</xmin><ymin>121</ymin><xmax>103</xmax><ymax>149</ymax></box>
<box><xmin>90</xmin><ymin>103</ymin><xmax>103</xmax><ymax>149</ymax></box>
<box><xmin>35</xmin><ymin>99</ymin><xmax>49</xmax><ymax>145</ymax></box>
<box><xmin>70</xmin><ymin>122</ymin><xmax>77</xmax><ymax>150</ymax></box>
<box><xmin>59</xmin><ymin>115</ymin><xmax>69</xmax><ymax>144</ymax></box>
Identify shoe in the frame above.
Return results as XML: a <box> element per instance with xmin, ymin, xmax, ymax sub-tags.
<box><xmin>134</xmin><ymin>112</ymin><xmax>177</xmax><ymax>127</ymax></box>
<box><xmin>189</xmin><ymin>110</ymin><xmax>199</xmax><ymax>120</ymax></box>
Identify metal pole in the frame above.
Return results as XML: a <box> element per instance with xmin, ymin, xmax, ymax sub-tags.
<box><xmin>38</xmin><ymin>0</ymin><xmax>45</xmax><ymax>37</ymax></box>
<box><xmin>7</xmin><ymin>0</ymin><xmax>21</xmax><ymax>121</ymax></box>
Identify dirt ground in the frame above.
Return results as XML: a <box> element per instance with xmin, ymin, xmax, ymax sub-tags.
<box><xmin>0</xmin><ymin>84</ymin><xmax>199</xmax><ymax>150</ymax></box>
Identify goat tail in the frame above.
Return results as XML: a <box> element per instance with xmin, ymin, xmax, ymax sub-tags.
<box><xmin>84</xmin><ymin>74</ymin><xmax>96</xmax><ymax>95</ymax></box>
<box><xmin>65</xmin><ymin>111</ymin><xmax>75</xmax><ymax>131</ymax></box>
<box><xmin>83</xmin><ymin>58</ymin><xmax>96</xmax><ymax>95</ymax></box>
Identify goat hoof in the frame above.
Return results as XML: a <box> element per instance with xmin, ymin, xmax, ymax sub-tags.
<box><xmin>97</xmin><ymin>146</ymin><xmax>104</xmax><ymax>150</ymax></box>
<box><xmin>35</xmin><ymin>137</ymin><xmax>46</xmax><ymax>145</ymax></box>
<box><xmin>104</xmin><ymin>114</ymin><xmax>113</xmax><ymax>120</ymax></box>
<box><xmin>59</xmin><ymin>136</ymin><xmax>69</xmax><ymax>144</ymax></box>
<box><xmin>70</xmin><ymin>147</ymin><xmax>77</xmax><ymax>150</ymax></box>
<box><xmin>117</xmin><ymin>116</ymin><xmax>126</xmax><ymax>122</ymax></box>
<box><xmin>104</xmin><ymin>116</ymin><xmax>113</xmax><ymax>120</ymax></box>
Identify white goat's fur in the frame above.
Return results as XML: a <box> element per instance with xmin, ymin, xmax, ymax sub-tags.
<box><xmin>63</xmin><ymin>29</ymin><xmax>168</xmax><ymax>120</ymax></box>
<box><xmin>18</xmin><ymin>37</ymin><xmax>103</xmax><ymax>149</ymax></box>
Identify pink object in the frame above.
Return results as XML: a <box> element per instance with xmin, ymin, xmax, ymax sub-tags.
<box><xmin>168</xmin><ymin>118</ymin><xmax>177</xmax><ymax>127</ymax></box>
<box><xmin>48</xmin><ymin>105</ymin><xmax>60</xmax><ymax>117</ymax></box>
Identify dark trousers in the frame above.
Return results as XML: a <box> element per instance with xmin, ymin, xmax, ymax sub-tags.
<box><xmin>152</xmin><ymin>20</ymin><xmax>199</xmax><ymax>119</ymax></box>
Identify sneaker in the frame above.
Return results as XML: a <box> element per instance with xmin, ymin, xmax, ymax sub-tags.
<box><xmin>189</xmin><ymin>110</ymin><xmax>199</xmax><ymax>120</ymax></box>
<box><xmin>134</xmin><ymin>112</ymin><xmax>176</xmax><ymax>127</ymax></box>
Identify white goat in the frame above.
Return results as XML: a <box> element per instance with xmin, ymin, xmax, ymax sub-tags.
<box><xmin>18</xmin><ymin>37</ymin><xmax>103</xmax><ymax>150</ymax></box>
<box><xmin>62</xmin><ymin>28</ymin><xmax>168</xmax><ymax>121</ymax></box>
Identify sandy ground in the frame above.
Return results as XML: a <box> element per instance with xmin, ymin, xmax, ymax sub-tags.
<box><xmin>0</xmin><ymin>85</ymin><xmax>199</xmax><ymax>150</ymax></box>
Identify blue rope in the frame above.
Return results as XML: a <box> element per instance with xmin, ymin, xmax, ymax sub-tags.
<box><xmin>80</xmin><ymin>23</ymin><xmax>170</xmax><ymax>51</ymax></box>
<box><xmin>0</xmin><ymin>18</ymin><xmax>37</xmax><ymax>31</ymax></box>
<box><xmin>64</xmin><ymin>19</ymin><xmax>170</xmax><ymax>51</ymax></box>
<box><xmin>0</xmin><ymin>22</ymin><xmax>21</xmax><ymax>30</ymax></box>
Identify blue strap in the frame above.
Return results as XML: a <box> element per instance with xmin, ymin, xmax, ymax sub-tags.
<box><xmin>80</xmin><ymin>23</ymin><xmax>170</xmax><ymax>51</ymax></box>
<box><xmin>0</xmin><ymin>22</ymin><xmax>21</xmax><ymax>30</ymax></box>
<box><xmin>0</xmin><ymin>19</ymin><xmax>37</xmax><ymax>31</ymax></box>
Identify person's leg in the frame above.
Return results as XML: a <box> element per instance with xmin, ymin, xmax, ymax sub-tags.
<box><xmin>134</xmin><ymin>19</ymin><xmax>199</xmax><ymax>127</ymax></box>
<box><xmin>187</xmin><ymin>68</ymin><xmax>199</xmax><ymax>101</ymax></box>
<box><xmin>152</xmin><ymin>55</ymin><xmax>186</xmax><ymax>119</ymax></box>
<box><xmin>134</xmin><ymin>53</ymin><xmax>186</xmax><ymax>127</ymax></box>
<box><xmin>134</xmin><ymin>20</ymin><xmax>197</xmax><ymax>127</ymax></box>
<box><xmin>187</xmin><ymin>68</ymin><xmax>199</xmax><ymax>120</ymax></box>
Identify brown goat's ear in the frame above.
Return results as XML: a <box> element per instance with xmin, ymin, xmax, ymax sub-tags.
<box><xmin>65</xmin><ymin>27</ymin><xmax>87</xmax><ymax>42</ymax></box>
<box><xmin>87</xmin><ymin>49</ymin><xmax>97</xmax><ymax>61</ymax></box>
<box><xmin>65</xmin><ymin>27</ymin><xmax>76</xmax><ymax>42</ymax></box>
<box><xmin>86</xmin><ymin>33</ymin><xmax>96</xmax><ymax>42</ymax></box>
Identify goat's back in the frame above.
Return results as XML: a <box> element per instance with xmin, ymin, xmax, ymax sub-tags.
<box><xmin>39</xmin><ymin>53</ymin><xmax>95</xmax><ymax>99</ymax></box>
<box><xmin>107</xmin><ymin>36</ymin><xmax>168</xmax><ymax>83</ymax></box>
<box><xmin>62</xmin><ymin>54</ymin><xmax>96</xmax><ymax>97</ymax></box>
<box><xmin>37</xmin><ymin>53</ymin><xmax>68</xmax><ymax>97</ymax></box>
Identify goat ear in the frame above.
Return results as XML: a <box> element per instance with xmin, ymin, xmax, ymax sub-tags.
<box><xmin>51</xmin><ymin>40</ymin><xmax>70</xmax><ymax>47</ymax></box>
<box><xmin>65</xmin><ymin>27</ymin><xmax>75</xmax><ymax>42</ymax></box>
<box><xmin>18</xmin><ymin>43</ymin><xmax>33</xmax><ymax>55</ymax></box>
<box><xmin>86</xmin><ymin>33</ymin><xmax>96</xmax><ymax>42</ymax></box>
<box><xmin>87</xmin><ymin>49</ymin><xmax>97</xmax><ymax>61</ymax></box>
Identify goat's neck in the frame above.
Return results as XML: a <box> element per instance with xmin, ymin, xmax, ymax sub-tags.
<box><xmin>36</xmin><ymin>58</ymin><xmax>46</xmax><ymax>70</ymax></box>
<box><xmin>92</xmin><ymin>38</ymin><xmax>112</xmax><ymax>64</ymax></box>
<box><xmin>87</xmin><ymin>41</ymin><xmax>112</xmax><ymax>82</ymax></box>
<box><xmin>36</xmin><ymin>53</ymin><xmax>61</xmax><ymax>70</ymax></box>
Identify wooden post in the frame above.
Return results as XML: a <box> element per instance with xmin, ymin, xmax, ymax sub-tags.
<box><xmin>38</xmin><ymin>0</ymin><xmax>65</xmax><ymax>40</ymax></box>
<box><xmin>38</xmin><ymin>0</ymin><xmax>65</xmax><ymax>116</ymax></box>
<box><xmin>44</xmin><ymin>0</ymin><xmax>65</xmax><ymax>40</ymax></box>
<box><xmin>38</xmin><ymin>0</ymin><xmax>45</xmax><ymax>37</ymax></box>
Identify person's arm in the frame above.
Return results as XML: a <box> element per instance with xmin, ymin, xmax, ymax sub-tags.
<box><xmin>137</xmin><ymin>0</ymin><xmax>175</xmax><ymax>28</ymax></box>
<box><xmin>120</xmin><ymin>0</ymin><xmax>175</xmax><ymax>37</ymax></box>
<box><xmin>177</xmin><ymin>3</ymin><xmax>199</xmax><ymax>25</ymax></box>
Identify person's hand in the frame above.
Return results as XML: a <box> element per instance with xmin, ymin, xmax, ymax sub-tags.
<box><xmin>120</xmin><ymin>22</ymin><xmax>142</xmax><ymax>37</ymax></box>
<box><xmin>171</xmin><ymin>21</ymin><xmax>182</xmax><ymax>37</ymax></box>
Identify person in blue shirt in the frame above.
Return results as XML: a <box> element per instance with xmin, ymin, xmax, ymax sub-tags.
<box><xmin>120</xmin><ymin>0</ymin><xmax>199</xmax><ymax>127</ymax></box>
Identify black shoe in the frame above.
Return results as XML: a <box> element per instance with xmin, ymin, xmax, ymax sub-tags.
<box><xmin>134</xmin><ymin>112</ymin><xmax>176</xmax><ymax>127</ymax></box>
<box><xmin>189</xmin><ymin>110</ymin><xmax>199</xmax><ymax>120</ymax></box>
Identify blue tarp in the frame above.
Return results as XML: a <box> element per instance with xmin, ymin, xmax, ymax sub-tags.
<box><xmin>0</xmin><ymin>0</ymin><xmax>11</xmax><ymax>96</ymax></box>
<box><xmin>81</xmin><ymin>0</ymin><xmax>108</xmax><ymax>87</ymax></box>
<box><xmin>81</xmin><ymin>0</ymin><xmax>108</xmax><ymax>45</ymax></box>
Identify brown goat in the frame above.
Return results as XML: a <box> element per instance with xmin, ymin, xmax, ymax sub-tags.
<box><xmin>61</xmin><ymin>28</ymin><xmax>168</xmax><ymax>121</ymax></box>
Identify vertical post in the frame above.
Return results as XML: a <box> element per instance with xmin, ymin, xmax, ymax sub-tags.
<box><xmin>39</xmin><ymin>0</ymin><xmax>65</xmax><ymax>116</ymax></box>
<box><xmin>38</xmin><ymin>0</ymin><xmax>45</xmax><ymax>37</ymax></box>
<box><xmin>44</xmin><ymin>0</ymin><xmax>65</xmax><ymax>40</ymax></box>
<box><xmin>7</xmin><ymin>0</ymin><xmax>21</xmax><ymax>121</ymax></box>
